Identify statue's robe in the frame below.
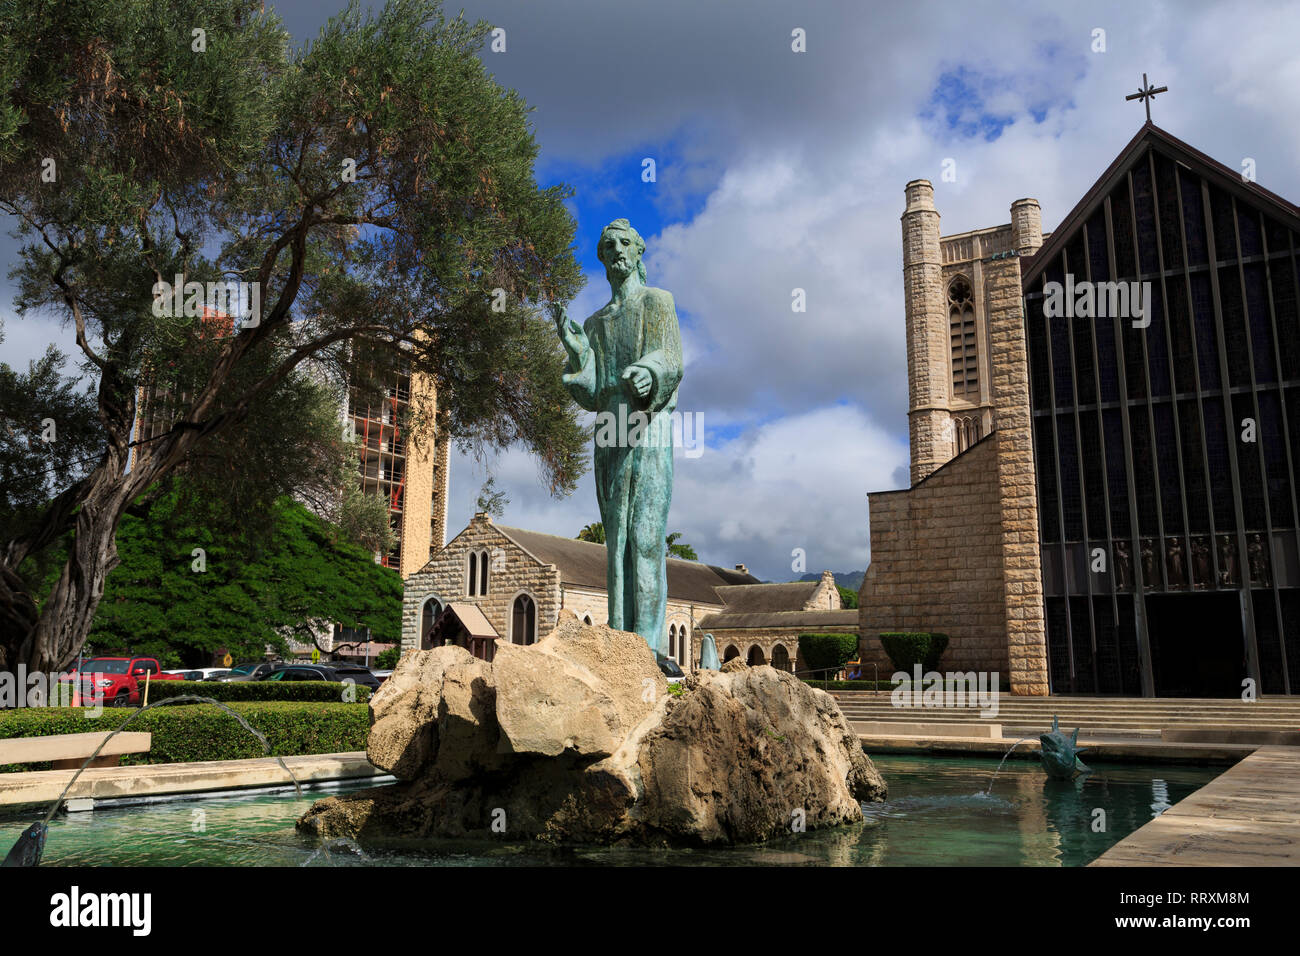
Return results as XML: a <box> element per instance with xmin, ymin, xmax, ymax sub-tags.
<box><xmin>561</xmin><ymin>286</ymin><xmax>683</xmax><ymax>656</ymax></box>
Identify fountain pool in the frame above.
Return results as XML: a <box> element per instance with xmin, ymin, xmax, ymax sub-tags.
<box><xmin>3</xmin><ymin>754</ymin><xmax>1223</xmax><ymax>867</ymax></box>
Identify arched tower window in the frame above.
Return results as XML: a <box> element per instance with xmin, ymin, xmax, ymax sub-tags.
<box><xmin>948</xmin><ymin>276</ymin><xmax>978</xmax><ymax>400</ymax></box>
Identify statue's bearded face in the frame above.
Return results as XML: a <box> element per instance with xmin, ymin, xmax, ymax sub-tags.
<box><xmin>599</xmin><ymin>229</ymin><xmax>642</xmax><ymax>279</ymax></box>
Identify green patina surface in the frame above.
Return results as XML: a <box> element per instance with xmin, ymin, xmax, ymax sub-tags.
<box><xmin>554</xmin><ymin>219</ymin><xmax>683</xmax><ymax>657</ymax></box>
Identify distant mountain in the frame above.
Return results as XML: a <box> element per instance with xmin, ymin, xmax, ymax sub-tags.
<box><xmin>798</xmin><ymin>570</ymin><xmax>865</xmax><ymax>592</ymax></box>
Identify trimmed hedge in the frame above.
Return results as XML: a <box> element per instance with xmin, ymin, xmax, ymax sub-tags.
<box><xmin>0</xmin><ymin>702</ymin><xmax>368</xmax><ymax>772</ymax></box>
<box><xmin>879</xmin><ymin>632</ymin><xmax>949</xmax><ymax>672</ymax></box>
<box><xmin>796</xmin><ymin>633</ymin><xmax>860</xmax><ymax>673</ymax></box>
<box><xmin>145</xmin><ymin>679</ymin><xmax>371</xmax><ymax>704</ymax></box>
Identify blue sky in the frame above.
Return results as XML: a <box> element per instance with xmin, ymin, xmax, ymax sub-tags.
<box><xmin>5</xmin><ymin>0</ymin><xmax>1300</xmax><ymax>582</ymax></box>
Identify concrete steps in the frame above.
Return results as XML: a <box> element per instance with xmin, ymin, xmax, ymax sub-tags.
<box><xmin>831</xmin><ymin>691</ymin><xmax>1300</xmax><ymax>737</ymax></box>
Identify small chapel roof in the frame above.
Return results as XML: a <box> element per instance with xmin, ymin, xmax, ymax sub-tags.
<box><xmin>495</xmin><ymin>525</ymin><xmax>759</xmax><ymax>606</ymax></box>
<box><xmin>712</xmin><ymin>580</ymin><xmax>822</xmax><ymax>614</ymax></box>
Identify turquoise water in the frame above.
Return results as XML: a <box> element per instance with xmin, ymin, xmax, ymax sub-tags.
<box><xmin>7</xmin><ymin>754</ymin><xmax>1222</xmax><ymax>866</ymax></box>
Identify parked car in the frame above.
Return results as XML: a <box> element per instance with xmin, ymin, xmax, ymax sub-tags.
<box><xmin>216</xmin><ymin>661</ymin><xmax>280</xmax><ymax>682</ymax></box>
<box><xmin>163</xmin><ymin>669</ymin><xmax>205</xmax><ymax>681</ymax></box>
<box><xmin>163</xmin><ymin>667</ymin><xmax>233</xmax><ymax>681</ymax></box>
<box><xmin>62</xmin><ymin>656</ymin><xmax>183</xmax><ymax>707</ymax></box>
<box><xmin>657</xmin><ymin>656</ymin><xmax>685</xmax><ymax>685</ymax></box>
<box><xmin>259</xmin><ymin>662</ymin><xmax>381</xmax><ymax>691</ymax></box>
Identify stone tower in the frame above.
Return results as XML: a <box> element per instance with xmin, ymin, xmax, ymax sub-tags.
<box><xmin>1011</xmin><ymin>197</ymin><xmax>1044</xmax><ymax>255</ymax></box>
<box><xmin>867</xmin><ymin>182</ymin><xmax>1049</xmax><ymax>695</ymax></box>
<box><xmin>901</xmin><ymin>185</ymin><xmax>1046</xmax><ymax>486</ymax></box>
<box><xmin>901</xmin><ymin>179</ymin><xmax>950</xmax><ymax>484</ymax></box>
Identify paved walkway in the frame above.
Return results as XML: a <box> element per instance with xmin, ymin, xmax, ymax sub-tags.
<box><xmin>1091</xmin><ymin>745</ymin><xmax>1300</xmax><ymax>866</ymax></box>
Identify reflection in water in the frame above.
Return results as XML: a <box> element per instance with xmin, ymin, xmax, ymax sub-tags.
<box><xmin>11</xmin><ymin>754</ymin><xmax>1221</xmax><ymax>868</ymax></box>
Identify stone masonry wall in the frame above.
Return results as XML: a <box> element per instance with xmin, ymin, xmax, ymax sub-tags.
<box><xmin>708</xmin><ymin>623</ymin><xmax>857</xmax><ymax>674</ymax></box>
<box><xmin>858</xmin><ymin>435</ymin><xmax>1009</xmax><ymax>677</ymax></box>
<box><xmin>401</xmin><ymin>515</ymin><xmax>561</xmax><ymax>653</ymax></box>
<box><xmin>804</xmin><ymin>570</ymin><xmax>842</xmax><ymax>610</ymax></box>
<box><xmin>984</xmin><ymin>256</ymin><xmax>1049</xmax><ymax>696</ymax></box>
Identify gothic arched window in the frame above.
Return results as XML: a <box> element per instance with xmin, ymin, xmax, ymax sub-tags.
<box><xmin>420</xmin><ymin>597</ymin><xmax>443</xmax><ymax>650</ymax></box>
<box><xmin>511</xmin><ymin>593</ymin><xmax>536</xmax><ymax>645</ymax></box>
<box><xmin>466</xmin><ymin>550</ymin><xmax>491</xmax><ymax>596</ymax></box>
<box><xmin>948</xmin><ymin>277</ymin><xmax>978</xmax><ymax>400</ymax></box>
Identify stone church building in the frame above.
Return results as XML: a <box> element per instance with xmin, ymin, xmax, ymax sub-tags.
<box><xmin>401</xmin><ymin>513</ymin><xmax>856</xmax><ymax>671</ymax></box>
<box><xmin>860</xmin><ymin>121</ymin><xmax>1300</xmax><ymax>698</ymax></box>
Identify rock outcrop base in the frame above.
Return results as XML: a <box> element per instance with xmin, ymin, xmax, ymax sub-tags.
<box><xmin>299</xmin><ymin>611</ymin><xmax>886</xmax><ymax>845</ymax></box>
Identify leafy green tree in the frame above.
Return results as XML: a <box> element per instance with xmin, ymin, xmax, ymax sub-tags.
<box><xmin>0</xmin><ymin>336</ymin><xmax>101</xmax><ymax>593</ymax></box>
<box><xmin>475</xmin><ymin>475</ymin><xmax>509</xmax><ymax>519</ymax></box>
<box><xmin>0</xmin><ymin>0</ymin><xmax>585</xmax><ymax>670</ymax></box>
<box><xmin>578</xmin><ymin>522</ymin><xmax>697</xmax><ymax>560</ymax></box>
<box><xmin>576</xmin><ymin>522</ymin><xmax>605</xmax><ymax>544</ymax></box>
<box><xmin>837</xmin><ymin>585</ymin><xmax>858</xmax><ymax>609</ymax></box>
<box><xmin>665</xmin><ymin>531</ymin><xmax>697</xmax><ymax>561</ymax></box>
<box><xmin>72</xmin><ymin>481</ymin><xmax>402</xmax><ymax>666</ymax></box>
<box><xmin>375</xmin><ymin>645</ymin><xmax>401</xmax><ymax>669</ymax></box>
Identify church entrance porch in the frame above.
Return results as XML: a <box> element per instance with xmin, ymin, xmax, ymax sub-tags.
<box><xmin>1146</xmin><ymin>593</ymin><xmax>1246</xmax><ymax>698</ymax></box>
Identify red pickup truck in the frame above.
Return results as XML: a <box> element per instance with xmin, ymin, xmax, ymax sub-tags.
<box><xmin>62</xmin><ymin>657</ymin><xmax>182</xmax><ymax>707</ymax></box>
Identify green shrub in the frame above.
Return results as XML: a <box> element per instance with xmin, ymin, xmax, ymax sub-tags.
<box><xmin>375</xmin><ymin>646</ymin><xmax>401</xmax><ymax>669</ymax></box>
<box><xmin>0</xmin><ymin>702</ymin><xmax>368</xmax><ymax>771</ymax></box>
<box><xmin>796</xmin><ymin>633</ymin><xmax>859</xmax><ymax>674</ymax></box>
<box><xmin>878</xmin><ymin>632</ymin><xmax>950</xmax><ymax>672</ymax></box>
<box><xmin>804</xmin><ymin>673</ymin><xmax>1009</xmax><ymax>692</ymax></box>
<box><xmin>145</xmin><ymin>679</ymin><xmax>370</xmax><ymax>703</ymax></box>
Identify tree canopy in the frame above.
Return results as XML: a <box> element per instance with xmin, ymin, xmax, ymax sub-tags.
<box><xmin>0</xmin><ymin>0</ymin><xmax>587</xmax><ymax>670</ymax></box>
<box><xmin>67</xmin><ymin>481</ymin><xmax>402</xmax><ymax>667</ymax></box>
<box><xmin>577</xmin><ymin>522</ymin><xmax>698</xmax><ymax>561</ymax></box>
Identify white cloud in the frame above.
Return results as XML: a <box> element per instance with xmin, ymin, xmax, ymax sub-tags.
<box><xmin>11</xmin><ymin>0</ymin><xmax>1300</xmax><ymax>586</ymax></box>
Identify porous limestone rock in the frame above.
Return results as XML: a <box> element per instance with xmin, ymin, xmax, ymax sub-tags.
<box><xmin>365</xmin><ymin>645</ymin><xmax>496</xmax><ymax>780</ymax></box>
<box><xmin>633</xmin><ymin>668</ymin><xmax>885</xmax><ymax>843</ymax></box>
<box><xmin>493</xmin><ymin>612</ymin><xmax>665</xmax><ymax>759</ymax></box>
<box><xmin>300</xmin><ymin>610</ymin><xmax>885</xmax><ymax>846</ymax></box>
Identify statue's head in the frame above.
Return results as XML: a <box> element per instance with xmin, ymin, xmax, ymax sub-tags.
<box><xmin>598</xmin><ymin>218</ymin><xmax>647</xmax><ymax>284</ymax></box>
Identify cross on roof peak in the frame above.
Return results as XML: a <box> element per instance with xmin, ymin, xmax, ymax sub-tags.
<box><xmin>1125</xmin><ymin>73</ymin><xmax>1168</xmax><ymax>124</ymax></box>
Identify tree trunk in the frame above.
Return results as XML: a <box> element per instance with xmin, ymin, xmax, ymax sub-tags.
<box><xmin>0</xmin><ymin>449</ymin><xmax>144</xmax><ymax>673</ymax></box>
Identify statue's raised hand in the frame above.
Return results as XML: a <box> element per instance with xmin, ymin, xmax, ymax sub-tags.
<box><xmin>551</xmin><ymin>302</ymin><xmax>587</xmax><ymax>357</ymax></box>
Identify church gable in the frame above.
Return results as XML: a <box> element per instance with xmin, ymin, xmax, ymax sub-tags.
<box><xmin>1021</xmin><ymin>123</ymin><xmax>1300</xmax><ymax>696</ymax></box>
<box><xmin>1022</xmin><ymin>124</ymin><xmax>1300</xmax><ymax>292</ymax></box>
